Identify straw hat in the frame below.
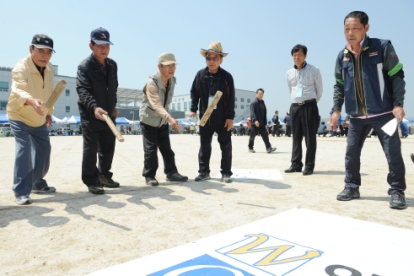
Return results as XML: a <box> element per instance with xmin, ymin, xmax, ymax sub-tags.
<box><xmin>200</xmin><ymin>41</ymin><xmax>228</xmax><ymax>57</ymax></box>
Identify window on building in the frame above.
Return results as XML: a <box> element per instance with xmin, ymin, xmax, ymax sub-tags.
<box><xmin>235</xmin><ymin>104</ymin><xmax>237</xmax><ymax>109</ymax></box>
<box><xmin>184</xmin><ymin>102</ymin><xmax>187</xmax><ymax>111</ymax></box>
<box><xmin>65</xmin><ymin>89</ymin><xmax>70</xmax><ymax>96</ymax></box>
<box><xmin>172</xmin><ymin>103</ymin><xmax>175</xmax><ymax>110</ymax></box>
<box><xmin>241</xmin><ymin>105</ymin><xmax>244</xmax><ymax>109</ymax></box>
<box><xmin>0</xmin><ymin>101</ymin><xmax>7</xmax><ymax>110</ymax></box>
<box><xmin>0</xmin><ymin>81</ymin><xmax>8</xmax><ymax>92</ymax></box>
<box><xmin>247</xmin><ymin>99</ymin><xmax>251</xmax><ymax>103</ymax></box>
<box><xmin>66</xmin><ymin>106</ymin><xmax>70</xmax><ymax>113</ymax></box>
<box><xmin>235</xmin><ymin>97</ymin><xmax>237</xmax><ymax>101</ymax></box>
<box><xmin>177</xmin><ymin>103</ymin><xmax>181</xmax><ymax>110</ymax></box>
<box><xmin>241</xmin><ymin>98</ymin><xmax>244</xmax><ymax>102</ymax></box>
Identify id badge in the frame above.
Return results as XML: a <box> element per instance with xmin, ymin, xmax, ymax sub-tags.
<box><xmin>294</xmin><ymin>86</ymin><xmax>303</xmax><ymax>98</ymax></box>
<box><xmin>208</xmin><ymin>96</ymin><xmax>217</xmax><ymax>109</ymax></box>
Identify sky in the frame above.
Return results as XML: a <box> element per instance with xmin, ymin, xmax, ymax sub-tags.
<box><xmin>1</xmin><ymin>0</ymin><xmax>413</xmax><ymax>120</ymax></box>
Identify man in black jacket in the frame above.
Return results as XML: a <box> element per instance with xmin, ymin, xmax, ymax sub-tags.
<box><xmin>76</xmin><ymin>27</ymin><xmax>120</xmax><ymax>195</ymax></box>
<box><xmin>248</xmin><ymin>88</ymin><xmax>276</xmax><ymax>153</ymax></box>
<box><xmin>189</xmin><ymin>42</ymin><xmax>235</xmax><ymax>183</ymax></box>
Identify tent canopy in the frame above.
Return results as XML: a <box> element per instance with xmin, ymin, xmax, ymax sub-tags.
<box><xmin>0</xmin><ymin>114</ymin><xmax>9</xmax><ymax>124</ymax></box>
<box><xmin>115</xmin><ymin>117</ymin><xmax>130</xmax><ymax>124</ymax></box>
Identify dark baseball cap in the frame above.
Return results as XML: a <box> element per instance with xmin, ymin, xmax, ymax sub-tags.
<box><xmin>31</xmin><ymin>34</ymin><xmax>55</xmax><ymax>52</ymax></box>
<box><xmin>90</xmin><ymin>27</ymin><xmax>113</xmax><ymax>45</ymax></box>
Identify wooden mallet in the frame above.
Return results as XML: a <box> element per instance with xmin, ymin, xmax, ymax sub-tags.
<box><xmin>45</xmin><ymin>79</ymin><xmax>67</xmax><ymax>109</ymax></box>
<box><xmin>199</xmin><ymin>91</ymin><xmax>223</xmax><ymax>127</ymax></box>
<box><xmin>102</xmin><ymin>114</ymin><xmax>125</xmax><ymax>142</ymax></box>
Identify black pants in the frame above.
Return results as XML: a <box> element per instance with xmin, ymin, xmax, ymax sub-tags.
<box><xmin>345</xmin><ymin>113</ymin><xmax>405</xmax><ymax>194</ymax></box>
<box><xmin>285</xmin><ymin>125</ymin><xmax>291</xmax><ymax>137</ymax></box>
<box><xmin>289</xmin><ymin>101</ymin><xmax>319</xmax><ymax>170</ymax></box>
<box><xmin>199</xmin><ymin>123</ymin><xmax>232</xmax><ymax>175</ymax></box>
<box><xmin>272</xmin><ymin>124</ymin><xmax>280</xmax><ymax>137</ymax></box>
<box><xmin>81</xmin><ymin>119</ymin><xmax>116</xmax><ymax>186</ymax></box>
<box><xmin>248</xmin><ymin>125</ymin><xmax>271</xmax><ymax>150</ymax></box>
<box><xmin>141</xmin><ymin>122</ymin><xmax>177</xmax><ymax>178</ymax></box>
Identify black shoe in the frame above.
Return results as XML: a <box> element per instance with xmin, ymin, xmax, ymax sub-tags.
<box><xmin>195</xmin><ymin>172</ymin><xmax>210</xmax><ymax>181</ymax></box>
<box><xmin>411</xmin><ymin>153</ymin><xmax>414</xmax><ymax>163</ymax></box>
<box><xmin>337</xmin><ymin>187</ymin><xmax>360</xmax><ymax>201</ymax></box>
<box><xmin>100</xmin><ymin>175</ymin><xmax>120</xmax><ymax>188</ymax></box>
<box><xmin>221</xmin><ymin>174</ymin><xmax>232</xmax><ymax>183</ymax></box>
<box><xmin>145</xmin><ymin>177</ymin><xmax>159</xmax><ymax>186</ymax></box>
<box><xmin>166</xmin><ymin>172</ymin><xmax>188</xmax><ymax>182</ymax></box>
<box><xmin>284</xmin><ymin>166</ymin><xmax>302</xmax><ymax>173</ymax></box>
<box><xmin>390</xmin><ymin>192</ymin><xmax>406</xmax><ymax>209</ymax></box>
<box><xmin>303</xmin><ymin>169</ymin><xmax>313</xmax><ymax>175</ymax></box>
<box><xmin>88</xmin><ymin>184</ymin><xmax>105</xmax><ymax>195</ymax></box>
<box><xmin>267</xmin><ymin>147</ymin><xmax>277</xmax><ymax>153</ymax></box>
<box><xmin>32</xmin><ymin>186</ymin><xmax>56</xmax><ymax>194</ymax></box>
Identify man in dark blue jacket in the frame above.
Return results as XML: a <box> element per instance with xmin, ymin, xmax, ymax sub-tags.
<box><xmin>248</xmin><ymin>88</ymin><xmax>276</xmax><ymax>153</ymax></box>
<box><xmin>77</xmin><ymin>27</ymin><xmax>120</xmax><ymax>195</ymax></box>
<box><xmin>330</xmin><ymin>11</ymin><xmax>407</xmax><ymax>209</ymax></box>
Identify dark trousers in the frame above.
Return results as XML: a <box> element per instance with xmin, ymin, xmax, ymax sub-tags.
<box><xmin>345</xmin><ymin>113</ymin><xmax>406</xmax><ymax>194</ymax></box>
<box><xmin>285</xmin><ymin>125</ymin><xmax>291</xmax><ymax>137</ymax></box>
<box><xmin>141</xmin><ymin>122</ymin><xmax>177</xmax><ymax>178</ymax></box>
<box><xmin>248</xmin><ymin>125</ymin><xmax>271</xmax><ymax>150</ymax></box>
<box><xmin>81</xmin><ymin>120</ymin><xmax>116</xmax><ymax>186</ymax></box>
<box><xmin>289</xmin><ymin>101</ymin><xmax>319</xmax><ymax>170</ymax></box>
<box><xmin>272</xmin><ymin>124</ymin><xmax>280</xmax><ymax>137</ymax></box>
<box><xmin>199</xmin><ymin>123</ymin><xmax>232</xmax><ymax>175</ymax></box>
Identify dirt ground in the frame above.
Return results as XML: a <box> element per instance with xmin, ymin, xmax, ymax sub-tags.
<box><xmin>1</xmin><ymin>133</ymin><xmax>413</xmax><ymax>275</ymax></box>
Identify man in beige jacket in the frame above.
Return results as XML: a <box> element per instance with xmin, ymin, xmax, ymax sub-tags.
<box><xmin>6</xmin><ymin>34</ymin><xmax>57</xmax><ymax>205</ymax></box>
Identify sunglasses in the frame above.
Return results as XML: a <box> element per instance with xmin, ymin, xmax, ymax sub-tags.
<box><xmin>206</xmin><ymin>57</ymin><xmax>220</xmax><ymax>61</ymax></box>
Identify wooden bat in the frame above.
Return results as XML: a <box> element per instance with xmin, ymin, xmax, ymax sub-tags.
<box><xmin>103</xmin><ymin>114</ymin><xmax>125</xmax><ymax>142</ymax></box>
<box><xmin>199</xmin><ymin>91</ymin><xmax>223</xmax><ymax>127</ymax></box>
<box><xmin>45</xmin><ymin>79</ymin><xmax>67</xmax><ymax>109</ymax></box>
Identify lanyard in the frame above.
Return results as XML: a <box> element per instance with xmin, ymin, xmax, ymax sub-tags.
<box><xmin>207</xmin><ymin>74</ymin><xmax>220</xmax><ymax>96</ymax></box>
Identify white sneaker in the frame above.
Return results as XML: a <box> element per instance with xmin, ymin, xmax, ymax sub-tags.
<box><xmin>15</xmin><ymin>195</ymin><xmax>32</xmax><ymax>205</ymax></box>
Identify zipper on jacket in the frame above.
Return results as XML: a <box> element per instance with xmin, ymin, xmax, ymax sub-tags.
<box><xmin>354</xmin><ymin>51</ymin><xmax>367</xmax><ymax>116</ymax></box>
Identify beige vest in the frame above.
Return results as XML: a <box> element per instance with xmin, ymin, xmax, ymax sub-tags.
<box><xmin>139</xmin><ymin>72</ymin><xmax>175</xmax><ymax>127</ymax></box>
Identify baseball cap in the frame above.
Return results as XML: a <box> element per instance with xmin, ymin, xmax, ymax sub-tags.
<box><xmin>158</xmin><ymin>52</ymin><xmax>177</xmax><ymax>65</ymax></box>
<box><xmin>90</xmin><ymin>27</ymin><xmax>113</xmax><ymax>45</ymax></box>
<box><xmin>31</xmin><ymin>34</ymin><xmax>55</xmax><ymax>53</ymax></box>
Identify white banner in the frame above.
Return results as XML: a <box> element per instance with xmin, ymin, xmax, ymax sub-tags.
<box><xmin>89</xmin><ymin>208</ymin><xmax>414</xmax><ymax>275</ymax></box>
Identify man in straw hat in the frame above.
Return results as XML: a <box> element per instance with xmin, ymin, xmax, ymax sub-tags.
<box><xmin>139</xmin><ymin>52</ymin><xmax>188</xmax><ymax>186</ymax></box>
<box><xmin>189</xmin><ymin>42</ymin><xmax>235</xmax><ymax>183</ymax></box>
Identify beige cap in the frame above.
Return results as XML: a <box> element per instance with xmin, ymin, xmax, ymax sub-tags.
<box><xmin>158</xmin><ymin>52</ymin><xmax>177</xmax><ymax>65</ymax></box>
<box><xmin>200</xmin><ymin>41</ymin><xmax>228</xmax><ymax>58</ymax></box>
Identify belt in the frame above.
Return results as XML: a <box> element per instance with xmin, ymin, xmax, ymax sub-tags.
<box><xmin>292</xmin><ymin>99</ymin><xmax>316</xmax><ymax>106</ymax></box>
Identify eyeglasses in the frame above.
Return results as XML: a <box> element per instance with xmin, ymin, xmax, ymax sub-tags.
<box><xmin>34</xmin><ymin>47</ymin><xmax>53</xmax><ymax>56</ymax></box>
<box><xmin>206</xmin><ymin>56</ymin><xmax>220</xmax><ymax>61</ymax></box>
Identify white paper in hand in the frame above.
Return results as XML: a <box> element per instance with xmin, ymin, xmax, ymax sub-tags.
<box><xmin>381</xmin><ymin>118</ymin><xmax>398</xmax><ymax>136</ymax></box>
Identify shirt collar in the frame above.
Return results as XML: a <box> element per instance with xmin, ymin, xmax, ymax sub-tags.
<box><xmin>294</xmin><ymin>61</ymin><xmax>307</xmax><ymax>70</ymax></box>
<box><xmin>346</xmin><ymin>35</ymin><xmax>366</xmax><ymax>56</ymax></box>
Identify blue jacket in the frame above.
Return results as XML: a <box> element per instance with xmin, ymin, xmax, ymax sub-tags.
<box><xmin>333</xmin><ymin>36</ymin><xmax>405</xmax><ymax>117</ymax></box>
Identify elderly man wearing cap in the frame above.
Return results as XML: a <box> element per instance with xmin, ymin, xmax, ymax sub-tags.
<box><xmin>139</xmin><ymin>53</ymin><xmax>188</xmax><ymax>186</ymax></box>
<box><xmin>6</xmin><ymin>34</ymin><xmax>57</xmax><ymax>205</ymax></box>
<box><xmin>76</xmin><ymin>27</ymin><xmax>120</xmax><ymax>195</ymax></box>
<box><xmin>189</xmin><ymin>42</ymin><xmax>235</xmax><ymax>183</ymax></box>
